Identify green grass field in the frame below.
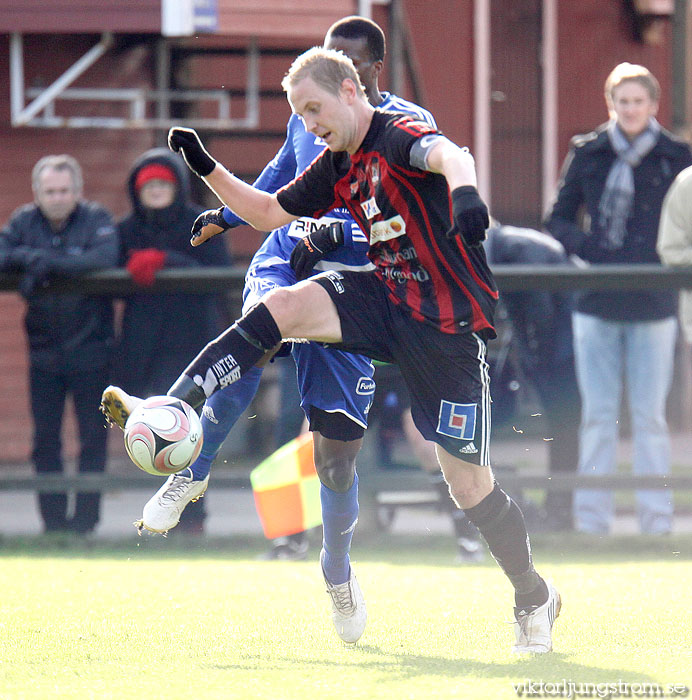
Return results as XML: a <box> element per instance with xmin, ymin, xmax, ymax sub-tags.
<box><xmin>0</xmin><ymin>534</ymin><xmax>690</xmax><ymax>700</ymax></box>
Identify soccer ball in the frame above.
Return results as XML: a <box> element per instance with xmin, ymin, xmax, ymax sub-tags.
<box><xmin>123</xmin><ymin>396</ymin><xmax>203</xmax><ymax>476</ymax></box>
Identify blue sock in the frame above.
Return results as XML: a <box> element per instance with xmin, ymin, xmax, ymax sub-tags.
<box><xmin>320</xmin><ymin>473</ymin><xmax>359</xmax><ymax>585</ymax></box>
<box><xmin>188</xmin><ymin>366</ymin><xmax>263</xmax><ymax>480</ymax></box>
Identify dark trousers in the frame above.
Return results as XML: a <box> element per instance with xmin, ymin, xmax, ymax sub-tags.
<box><xmin>533</xmin><ymin>361</ymin><xmax>581</xmax><ymax>521</ymax></box>
<box><xmin>30</xmin><ymin>365</ymin><xmax>108</xmax><ymax>533</ymax></box>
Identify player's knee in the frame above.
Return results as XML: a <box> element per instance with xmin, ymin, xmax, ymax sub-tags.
<box><xmin>263</xmin><ymin>286</ymin><xmax>298</xmax><ymax>321</ymax></box>
<box><xmin>439</xmin><ymin>454</ymin><xmax>493</xmax><ymax>509</ymax></box>
<box><xmin>310</xmin><ymin>411</ymin><xmax>364</xmax><ymax>491</ymax></box>
<box><xmin>448</xmin><ymin>482</ymin><xmax>485</xmax><ymax>509</ymax></box>
<box><xmin>256</xmin><ymin>344</ymin><xmax>283</xmax><ymax>367</ymax></box>
<box><xmin>315</xmin><ymin>456</ymin><xmax>356</xmax><ymax>493</ymax></box>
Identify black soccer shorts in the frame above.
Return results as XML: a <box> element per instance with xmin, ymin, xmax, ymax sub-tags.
<box><xmin>312</xmin><ymin>270</ymin><xmax>491</xmax><ymax>465</ymax></box>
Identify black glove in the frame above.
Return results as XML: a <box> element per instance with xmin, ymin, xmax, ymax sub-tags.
<box><xmin>448</xmin><ymin>186</ymin><xmax>489</xmax><ymax>247</ymax></box>
<box><xmin>290</xmin><ymin>221</ymin><xmax>344</xmax><ymax>281</ymax></box>
<box><xmin>168</xmin><ymin>127</ymin><xmax>217</xmax><ymax>178</ymax></box>
<box><xmin>190</xmin><ymin>207</ymin><xmax>233</xmax><ymax>245</ymax></box>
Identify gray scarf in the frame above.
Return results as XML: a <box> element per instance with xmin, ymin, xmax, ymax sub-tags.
<box><xmin>598</xmin><ymin>117</ymin><xmax>660</xmax><ymax>249</ymax></box>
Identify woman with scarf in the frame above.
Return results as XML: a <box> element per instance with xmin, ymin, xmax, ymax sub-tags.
<box><xmin>545</xmin><ymin>63</ymin><xmax>691</xmax><ymax>535</ymax></box>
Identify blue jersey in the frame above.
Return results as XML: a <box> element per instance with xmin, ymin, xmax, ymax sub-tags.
<box><xmin>233</xmin><ymin>94</ymin><xmax>436</xmax><ymax>427</ymax></box>
<box><xmin>224</xmin><ymin>92</ymin><xmax>436</xmax><ymax>272</ymax></box>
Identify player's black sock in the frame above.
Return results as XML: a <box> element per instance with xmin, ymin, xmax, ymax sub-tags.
<box><xmin>465</xmin><ymin>482</ymin><xmax>546</xmax><ymax>605</ymax></box>
<box><xmin>236</xmin><ymin>302</ymin><xmax>283</xmax><ymax>351</ymax></box>
<box><xmin>514</xmin><ymin>578</ymin><xmax>549</xmax><ymax>611</ymax></box>
<box><xmin>167</xmin><ymin>375</ymin><xmax>208</xmax><ymax>410</ymax></box>
<box><xmin>168</xmin><ymin>303</ymin><xmax>282</xmax><ymax>408</ymax></box>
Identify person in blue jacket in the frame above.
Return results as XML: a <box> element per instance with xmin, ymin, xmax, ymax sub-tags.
<box><xmin>130</xmin><ymin>16</ymin><xmax>438</xmax><ymax>557</ymax></box>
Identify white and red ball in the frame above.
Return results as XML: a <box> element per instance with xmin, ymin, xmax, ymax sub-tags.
<box><xmin>123</xmin><ymin>396</ymin><xmax>203</xmax><ymax>476</ymax></box>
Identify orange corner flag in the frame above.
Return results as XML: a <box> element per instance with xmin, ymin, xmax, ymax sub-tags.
<box><xmin>250</xmin><ymin>432</ymin><xmax>322</xmax><ymax>539</ymax></box>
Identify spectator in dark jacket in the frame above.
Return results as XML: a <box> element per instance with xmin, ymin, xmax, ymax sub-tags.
<box><xmin>484</xmin><ymin>221</ymin><xmax>580</xmax><ymax>531</ymax></box>
<box><xmin>545</xmin><ymin>63</ymin><xmax>692</xmax><ymax>534</ymax></box>
<box><xmin>0</xmin><ymin>154</ymin><xmax>118</xmax><ymax>534</ymax></box>
<box><xmin>115</xmin><ymin>148</ymin><xmax>231</xmax><ymax>534</ymax></box>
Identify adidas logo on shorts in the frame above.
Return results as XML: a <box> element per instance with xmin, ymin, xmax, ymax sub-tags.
<box><xmin>459</xmin><ymin>442</ymin><xmax>478</xmax><ymax>455</ymax></box>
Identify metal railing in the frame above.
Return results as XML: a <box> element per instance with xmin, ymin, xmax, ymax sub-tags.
<box><xmin>2</xmin><ymin>472</ymin><xmax>691</xmax><ymax>493</ymax></box>
<box><xmin>3</xmin><ymin>263</ymin><xmax>692</xmax><ymax>294</ymax></box>
<box><xmin>2</xmin><ymin>263</ymin><xmax>692</xmax><ymax>495</ymax></box>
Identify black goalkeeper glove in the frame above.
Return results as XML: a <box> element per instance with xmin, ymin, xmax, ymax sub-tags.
<box><xmin>290</xmin><ymin>221</ymin><xmax>345</xmax><ymax>281</ymax></box>
<box><xmin>168</xmin><ymin>127</ymin><xmax>217</xmax><ymax>178</ymax></box>
<box><xmin>190</xmin><ymin>207</ymin><xmax>234</xmax><ymax>246</ymax></box>
<box><xmin>448</xmin><ymin>186</ymin><xmax>489</xmax><ymax>248</ymax></box>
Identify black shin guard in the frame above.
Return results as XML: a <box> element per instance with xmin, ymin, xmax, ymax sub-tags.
<box><xmin>236</xmin><ymin>302</ymin><xmax>283</xmax><ymax>350</ymax></box>
<box><xmin>465</xmin><ymin>483</ymin><xmax>542</xmax><ymax>596</ymax></box>
<box><xmin>168</xmin><ymin>303</ymin><xmax>282</xmax><ymax>407</ymax></box>
<box><xmin>167</xmin><ymin>375</ymin><xmax>208</xmax><ymax>411</ymax></box>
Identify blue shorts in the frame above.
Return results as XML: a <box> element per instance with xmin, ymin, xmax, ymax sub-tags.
<box><xmin>242</xmin><ymin>231</ymin><xmax>375</xmax><ymax>430</ymax></box>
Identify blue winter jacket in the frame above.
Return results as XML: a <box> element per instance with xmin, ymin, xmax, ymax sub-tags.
<box><xmin>0</xmin><ymin>200</ymin><xmax>118</xmax><ymax>372</ymax></box>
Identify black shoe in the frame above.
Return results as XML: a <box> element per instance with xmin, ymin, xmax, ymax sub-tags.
<box><xmin>70</xmin><ymin>525</ymin><xmax>96</xmax><ymax>536</ymax></box>
<box><xmin>43</xmin><ymin>524</ymin><xmax>72</xmax><ymax>535</ymax></box>
<box><xmin>455</xmin><ymin>536</ymin><xmax>485</xmax><ymax>563</ymax></box>
<box><xmin>259</xmin><ymin>535</ymin><xmax>309</xmax><ymax>561</ymax></box>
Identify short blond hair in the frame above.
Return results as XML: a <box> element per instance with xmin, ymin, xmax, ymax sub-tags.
<box><xmin>281</xmin><ymin>46</ymin><xmax>365</xmax><ymax>98</ymax></box>
<box><xmin>604</xmin><ymin>62</ymin><xmax>660</xmax><ymax>109</ymax></box>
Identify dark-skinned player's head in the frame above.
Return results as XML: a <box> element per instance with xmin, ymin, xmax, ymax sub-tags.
<box><xmin>325</xmin><ymin>16</ymin><xmax>385</xmax><ymax>63</ymax></box>
<box><xmin>324</xmin><ymin>16</ymin><xmax>386</xmax><ymax>102</ymax></box>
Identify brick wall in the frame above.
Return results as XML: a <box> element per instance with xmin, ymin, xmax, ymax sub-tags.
<box><xmin>0</xmin><ymin>294</ymin><xmax>31</xmax><ymax>462</ymax></box>
<box><xmin>0</xmin><ymin>35</ymin><xmax>154</xmax><ymax>465</ymax></box>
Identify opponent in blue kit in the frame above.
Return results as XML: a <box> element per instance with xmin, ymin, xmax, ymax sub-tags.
<box><xmin>103</xmin><ymin>40</ymin><xmax>560</xmax><ymax>652</ymax></box>
<box><xmin>139</xmin><ymin>19</ymin><xmax>436</xmax><ymax>558</ymax></box>
<box><xmin>128</xmin><ymin>18</ymin><xmax>438</xmax><ymax>558</ymax></box>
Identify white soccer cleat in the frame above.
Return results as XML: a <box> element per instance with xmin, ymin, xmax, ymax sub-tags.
<box><xmin>512</xmin><ymin>580</ymin><xmax>561</xmax><ymax>654</ymax></box>
<box><xmin>134</xmin><ymin>468</ymin><xmax>210</xmax><ymax>534</ymax></box>
<box><xmin>100</xmin><ymin>385</ymin><xmax>142</xmax><ymax>430</ymax></box>
<box><xmin>321</xmin><ymin>552</ymin><xmax>367</xmax><ymax>644</ymax></box>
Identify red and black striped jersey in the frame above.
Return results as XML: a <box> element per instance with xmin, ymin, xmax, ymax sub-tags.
<box><xmin>277</xmin><ymin>110</ymin><xmax>497</xmax><ymax>336</ymax></box>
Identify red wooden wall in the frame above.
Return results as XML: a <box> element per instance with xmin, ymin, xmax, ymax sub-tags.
<box><xmin>0</xmin><ymin>0</ymin><xmax>682</xmax><ymax>464</ymax></box>
<box><xmin>555</xmin><ymin>0</ymin><xmax>674</xmax><ymax>166</ymax></box>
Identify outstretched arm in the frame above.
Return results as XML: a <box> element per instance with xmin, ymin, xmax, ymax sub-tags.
<box><xmin>203</xmin><ymin>164</ymin><xmax>295</xmax><ymax>232</ymax></box>
<box><xmin>221</xmin><ymin>117</ymin><xmax>299</xmax><ymax>228</ymax></box>
<box><xmin>168</xmin><ymin>127</ymin><xmax>296</xmax><ymax>236</ymax></box>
